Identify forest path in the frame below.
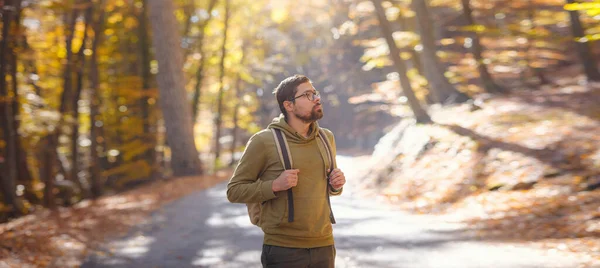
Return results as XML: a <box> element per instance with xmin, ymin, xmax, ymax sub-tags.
<box><xmin>81</xmin><ymin>155</ymin><xmax>587</xmax><ymax>268</ymax></box>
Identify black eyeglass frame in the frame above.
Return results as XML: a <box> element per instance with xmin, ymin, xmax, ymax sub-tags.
<box><xmin>288</xmin><ymin>90</ymin><xmax>321</xmax><ymax>102</ymax></box>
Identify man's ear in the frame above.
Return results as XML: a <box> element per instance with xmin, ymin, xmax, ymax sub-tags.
<box><xmin>283</xmin><ymin>100</ymin><xmax>294</xmax><ymax>113</ymax></box>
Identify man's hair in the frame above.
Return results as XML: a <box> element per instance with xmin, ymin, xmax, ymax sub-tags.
<box><xmin>272</xmin><ymin>74</ymin><xmax>311</xmax><ymax>119</ymax></box>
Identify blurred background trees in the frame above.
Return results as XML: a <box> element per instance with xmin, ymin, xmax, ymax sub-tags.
<box><xmin>1</xmin><ymin>0</ymin><xmax>599</xmax><ymax>221</ymax></box>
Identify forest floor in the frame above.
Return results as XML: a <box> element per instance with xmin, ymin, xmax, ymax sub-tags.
<box><xmin>0</xmin><ymin>169</ymin><xmax>232</xmax><ymax>267</ymax></box>
<box><xmin>360</xmin><ymin>70</ymin><xmax>600</xmax><ymax>266</ymax></box>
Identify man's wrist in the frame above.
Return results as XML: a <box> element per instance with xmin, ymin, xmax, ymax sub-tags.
<box><xmin>262</xmin><ymin>180</ymin><xmax>277</xmax><ymax>199</ymax></box>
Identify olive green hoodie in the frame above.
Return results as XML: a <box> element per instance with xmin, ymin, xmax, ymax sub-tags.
<box><xmin>226</xmin><ymin>114</ymin><xmax>342</xmax><ymax>248</ymax></box>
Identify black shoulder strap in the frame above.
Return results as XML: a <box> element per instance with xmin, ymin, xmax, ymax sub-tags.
<box><xmin>271</xmin><ymin>129</ymin><xmax>295</xmax><ymax>222</ymax></box>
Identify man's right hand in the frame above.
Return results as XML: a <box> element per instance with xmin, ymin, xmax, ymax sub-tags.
<box><xmin>272</xmin><ymin>169</ymin><xmax>299</xmax><ymax>192</ymax></box>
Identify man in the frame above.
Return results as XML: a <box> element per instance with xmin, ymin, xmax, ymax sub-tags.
<box><xmin>227</xmin><ymin>74</ymin><xmax>346</xmax><ymax>268</ymax></box>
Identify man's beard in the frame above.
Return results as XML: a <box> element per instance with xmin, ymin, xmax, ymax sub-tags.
<box><xmin>295</xmin><ymin>106</ymin><xmax>324</xmax><ymax>124</ymax></box>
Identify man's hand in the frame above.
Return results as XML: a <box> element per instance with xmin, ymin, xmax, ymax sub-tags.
<box><xmin>328</xmin><ymin>168</ymin><xmax>345</xmax><ymax>190</ymax></box>
<box><xmin>272</xmin><ymin>169</ymin><xmax>299</xmax><ymax>192</ymax></box>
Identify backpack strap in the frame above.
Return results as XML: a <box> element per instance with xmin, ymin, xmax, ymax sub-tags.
<box><xmin>317</xmin><ymin>128</ymin><xmax>336</xmax><ymax>171</ymax></box>
<box><xmin>318</xmin><ymin>128</ymin><xmax>337</xmax><ymax>224</ymax></box>
<box><xmin>271</xmin><ymin>128</ymin><xmax>295</xmax><ymax>222</ymax></box>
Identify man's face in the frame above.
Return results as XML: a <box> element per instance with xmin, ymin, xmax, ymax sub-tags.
<box><xmin>290</xmin><ymin>82</ymin><xmax>323</xmax><ymax>123</ymax></box>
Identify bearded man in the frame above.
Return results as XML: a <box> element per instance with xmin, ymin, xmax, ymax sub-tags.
<box><xmin>227</xmin><ymin>74</ymin><xmax>346</xmax><ymax>268</ymax></box>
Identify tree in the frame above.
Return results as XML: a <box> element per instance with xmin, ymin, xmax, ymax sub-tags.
<box><xmin>412</xmin><ymin>0</ymin><xmax>469</xmax><ymax>104</ymax></box>
<box><xmin>214</xmin><ymin>0</ymin><xmax>231</xmax><ymax>167</ymax></box>
<box><xmin>89</xmin><ymin>0</ymin><xmax>106</xmax><ymax>198</ymax></box>
<box><xmin>371</xmin><ymin>0</ymin><xmax>431</xmax><ymax>123</ymax></box>
<box><xmin>565</xmin><ymin>0</ymin><xmax>600</xmax><ymax>81</ymax></box>
<box><xmin>190</xmin><ymin>0</ymin><xmax>218</xmax><ymax>124</ymax></box>
<box><xmin>42</xmin><ymin>1</ymin><xmax>80</xmax><ymax>208</ymax></box>
<box><xmin>11</xmin><ymin>0</ymin><xmax>35</xmax><ymax>202</ymax></box>
<box><xmin>230</xmin><ymin>41</ymin><xmax>248</xmax><ymax>167</ymax></box>
<box><xmin>147</xmin><ymin>0</ymin><xmax>202</xmax><ymax>176</ymax></box>
<box><xmin>137</xmin><ymin>0</ymin><xmax>157</xmax><ymax>177</ymax></box>
<box><xmin>460</xmin><ymin>0</ymin><xmax>506</xmax><ymax>94</ymax></box>
<box><xmin>70</xmin><ymin>3</ymin><xmax>93</xmax><ymax>197</ymax></box>
<box><xmin>0</xmin><ymin>0</ymin><xmax>26</xmax><ymax>215</ymax></box>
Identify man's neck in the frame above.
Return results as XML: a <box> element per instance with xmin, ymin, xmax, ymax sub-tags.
<box><xmin>286</xmin><ymin>116</ymin><xmax>312</xmax><ymax>138</ymax></box>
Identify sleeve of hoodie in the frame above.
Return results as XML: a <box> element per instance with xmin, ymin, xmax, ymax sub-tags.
<box><xmin>324</xmin><ymin>128</ymin><xmax>343</xmax><ymax>196</ymax></box>
<box><xmin>226</xmin><ymin>132</ymin><xmax>278</xmax><ymax>203</ymax></box>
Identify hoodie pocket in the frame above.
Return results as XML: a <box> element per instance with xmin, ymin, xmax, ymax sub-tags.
<box><xmin>261</xmin><ymin>193</ymin><xmax>287</xmax><ymax>230</ymax></box>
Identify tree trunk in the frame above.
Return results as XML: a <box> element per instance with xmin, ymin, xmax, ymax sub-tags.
<box><xmin>70</xmin><ymin>4</ymin><xmax>92</xmax><ymax>197</ymax></box>
<box><xmin>371</xmin><ymin>0</ymin><xmax>431</xmax><ymax>123</ymax></box>
<box><xmin>137</xmin><ymin>0</ymin><xmax>156</xmax><ymax>176</ymax></box>
<box><xmin>147</xmin><ymin>0</ymin><xmax>202</xmax><ymax>176</ymax></box>
<box><xmin>89</xmin><ymin>0</ymin><xmax>106</xmax><ymax>198</ymax></box>
<box><xmin>230</xmin><ymin>42</ymin><xmax>247</xmax><ymax>167</ymax></box>
<box><xmin>460</xmin><ymin>0</ymin><xmax>506</xmax><ymax>93</ymax></box>
<box><xmin>0</xmin><ymin>0</ymin><xmax>25</xmax><ymax>215</ymax></box>
<box><xmin>62</xmin><ymin>4</ymin><xmax>77</xmax><ymax>116</ymax></box>
<box><xmin>41</xmin><ymin>136</ymin><xmax>55</xmax><ymax>208</ymax></box>
<box><xmin>229</xmin><ymin>77</ymin><xmax>242</xmax><ymax>167</ymax></box>
<box><xmin>42</xmin><ymin>3</ymin><xmax>79</xmax><ymax>207</ymax></box>
<box><xmin>214</xmin><ymin>0</ymin><xmax>231</xmax><ymax>167</ymax></box>
<box><xmin>192</xmin><ymin>55</ymin><xmax>205</xmax><ymax>123</ymax></box>
<box><xmin>191</xmin><ymin>0</ymin><xmax>218</xmax><ymax>124</ymax></box>
<box><xmin>412</xmin><ymin>0</ymin><xmax>469</xmax><ymax>104</ymax></box>
<box><xmin>11</xmin><ymin>0</ymin><xmax>36</xmax><ymax>203</ymax></box>
<box><xmin>566</xmin><ymin>0</ymin><xmax>600</xmax><ymax>81</ymax></box>
<box><xmin>49</xmin><ymin>4</ymin><xmax>79</xmax><ymax>192</ymax></box>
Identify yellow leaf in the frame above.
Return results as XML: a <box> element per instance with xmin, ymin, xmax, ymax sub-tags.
<box><xmin>564</xmin><ymin>3</ymin><xmax>600</xmax><ymax>11</ymax></box>
<box><xmin>124</xmin><ymin>17</ymin><xmax>138</xmax><ymax>29</ymax></box>
<box><xmin>122</xmin><ymin>143</ymin><xmax>153</xmax><ymax>162</ymax></box>
<box><xmin>101</xmin><ymin>160</ymin><xmax>148</xmax><ymax>178</ymax></box>
<box><xmin>271</xmin><ymin>8</ymin><xmax>288</xmax><ymax>24</ymax></box>
<box><xmin>57</xmin><ymin>47</ymin><xmax>66</xmax><ymax>59</ymax></box>
<box><xmin>107</xmin><ymin>13</ymin><xmax>123</xmax><ymax>24</ymax></box>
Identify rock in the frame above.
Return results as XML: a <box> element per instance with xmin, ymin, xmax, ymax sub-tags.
<box><xmin>584</xmin><ymin>182</ymin><xmax>600</xmax><ymax>191</ymax></box>
<box><xmin>468</xmin><ymin>98</ymin><xmax>485</xmax><ymax>112</ymax></box>
<box><xmin>583</xmin><ymin>174</ymin><xmax>600</xmax><ymax>191</ymax></box>
<box><xmin>488</xmin><ymin>183</ymin><xmax>505</xmax><ymax>191</ymax></box>
<box><xmin>543</xmin><ymin>168</ymin><xmax>563</xmax><ymax>178</ymax></box>
<box><xmin>510</xmin><ymin>181</ymin><xmax>537</xmax><ymax>191</ymax></box>
<box><xmin>487</xmin><ymin>180</ymin><xmax>538</xmax><ymax>192</ymax></box>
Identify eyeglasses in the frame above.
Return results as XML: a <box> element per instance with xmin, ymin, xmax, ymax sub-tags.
<box><xmin>289</xmin><ymin>91</ymin><xmax>321</xmax><ymax>102</ymax></box>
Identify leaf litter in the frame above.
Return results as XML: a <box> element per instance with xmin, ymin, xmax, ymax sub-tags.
<box><xmin>0</xmin><ymin>170</ymin><xmax>231</xmax><ymax>268</ymax></box>
<box><xmin>361</xmin><ymin>76</ymin><xmax>600</xmax><ymax>267</ymax></box>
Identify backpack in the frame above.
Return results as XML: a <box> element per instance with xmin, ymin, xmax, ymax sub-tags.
<box><xmin>246</xmin><ymin>128</ymin><xmax>337</xmax><ymax>226</ymax></box>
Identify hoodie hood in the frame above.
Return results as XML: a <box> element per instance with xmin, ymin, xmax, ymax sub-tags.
<box><xmin>268</xmin><ymin>114</ymin><xmax>320</xmax><ymax>144</ymax></box>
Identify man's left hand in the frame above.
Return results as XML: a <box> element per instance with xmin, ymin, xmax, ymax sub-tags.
<box><xmin>328</xmin><ymin>168</ymin><xmax>345</xmax><ymax>190</ymax></box>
